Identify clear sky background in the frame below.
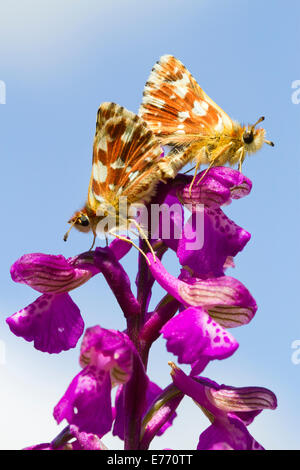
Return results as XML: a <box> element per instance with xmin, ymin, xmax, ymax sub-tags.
<box><xmin>0</xmin><ymin>0</ymin><xmax>299</xmax><ymax>450</ymax></box>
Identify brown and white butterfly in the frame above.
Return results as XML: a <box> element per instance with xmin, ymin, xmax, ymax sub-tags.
<box><xmin>139</xmin><ymin>55</ymin><xmax>274</xmax><ymax>191</ymax></box>
<box><xmin>64</xmin><ymin>102</ymin><xmax>168</xmax><ymax>260</ymax></box>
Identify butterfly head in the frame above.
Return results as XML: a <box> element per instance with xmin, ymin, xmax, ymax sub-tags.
<box><xmin>242</xmin><ymin>116</ymin><xmax>274</xmax><ymax>153</ymax></box>
<box><xmin>63</xmin><ymin>209</ymin><xmax>93</xmax><ymax>242</ymax></box>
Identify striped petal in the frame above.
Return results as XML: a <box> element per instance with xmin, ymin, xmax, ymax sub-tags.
<box><xmin>178</xmin><ymin>274</ymin><xmax>257</xmax><ymax>328</ymax></box>
<box><xmin>207</xmin><ymin>385</ymin><xmax>277</xmax><ymax>420</ymax></box>
<box><xmin>10</xmin><ymin>253</ymin><xmax>100</xmax><ymax>294</ymax></box>
<box><xmin>169</xmin><ymin>365</ymin><xmax>276</xmax><ymax>450</ymax></box>
<box><xmin>10</xmin><ymin>238</ymin><xmax>131</xmax><ymax>294</ymax></box>
<box><xmin>147</xmin><ymin>256</ymin><xmax>256</xmax><ymax>328</ymax></box>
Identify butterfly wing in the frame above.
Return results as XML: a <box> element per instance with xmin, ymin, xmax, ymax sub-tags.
<box><xmin>87</xmin><ymin>102</ymin><xmax>164</xmax><ymax>212</ymax></box>
<box><xmin>139</xmin><ymin>55</ymin><xmax>233</xmax><ymax>145</ymax></box>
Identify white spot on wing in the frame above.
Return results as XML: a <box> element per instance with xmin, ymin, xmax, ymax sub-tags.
<box><xmin>214</xmin><ymin>115</ymin><xmax>224</xmax><ymax>132</ymax></box>
<box><xmin>143</xmin><ymin>95</ymin><xmax>165</xmax><ymax>108</ymax></box>
<box><xmin>97</xmin><ymin>137</ymin><xmax>108</xmax><ymax>152</ymax></box>
<box><xmin>178</xmin><ymin>111</ymin><xmax>190</xmax><ymax>122</ymax></box>
<box><xmin>192</xmin><ymin>100</ymin><xmax>209</xmax><ymax>117</ymax></box>
<box><xmin>128</xmin><ymin>170</ymin><xmax>140</xmax><ymax>181</ymax></box>
<box><xmin>111</xmin><ymin>157</ymin><xmax>125</xmax><ymax>169</ymax></box>
<box><xmin>95</xmin><ymin>194</ymin><xmax>105</xmax><ymax>203</ymax></box>
<box><xmin>109</xmin><ymin>184</ymin><xmax>116</xmax><ymax>190</ymax></box>
<box><xmin>93</xmin><ymin>162</ymin><xmax>107</xmax><ymax>183</ymax></box>
<box><xmin>172</xmin><ymin>73</ymin><xmax>190</xmax><ymax>99</ymax></box>
<box><xmin>160</xmin><ymin>55</ymin><xmax>172</xmax><ymax>64</ymax></box>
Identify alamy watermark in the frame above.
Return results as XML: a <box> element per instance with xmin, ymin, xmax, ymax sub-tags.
<box><xmin>0</xmin><ymin>80</ymin><xmax>6</xmax><ymax>104</ymax></box>
<box><xmin>94</xmin><ymin>197</ymin><xmax>205</xmax><ymax>251</ymax></box>
<box><xmin>291</xmin><ymin>80</ymin><xmax>300</xmax><ymax>104</ymax></box>
<box><xmin>291</xmin><ymin>340</ymin><xmax>300</xmax><ymax>365</ymax></box>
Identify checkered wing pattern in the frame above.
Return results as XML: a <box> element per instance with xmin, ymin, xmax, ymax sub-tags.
<box><xmin>87</xmin><ymin>102</ymin><xmax>164</xmax><ymax>211</ymax></box>
<box><xmin>139</xmin><ymin>55</ymin><xmax>233</xmax><ymax>146</ymax></box>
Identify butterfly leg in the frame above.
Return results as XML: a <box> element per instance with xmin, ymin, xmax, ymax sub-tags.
<box><xmin>238</xmin><ymin>148</ymin><xmax>245</xmax><ymax>173</ymax></box>
<box><xmin>196</xmin><ymin>142</ymin><xmax>234</xmax><ymax>186</ymax></box>
<box><xmin>108</xmin><ymin>229</ymin><xmax>151</xmax><ymax>265</ymax></box>
<box><xmin>89</xmin><ymin>232</ymin><xmax>97</xmax><ymax>251</ymax></box>
<box><xmin>128</xmin><ymin>218</ymin><xmax>156</xmax><ymax>262</ymax></box>
<box><xmin>188</xmin><ymin>159</ymin><xmax>201</xmax><ymax>196</ymax></box>
<box><xmin>195</xmin><ymin>161</ymin><xmax>214</xmax><ymax>187</ymax></box>
<box><xmin>189</xmin><ymin>147</ymin><xmax>210</xmax><ymax>193</ymax></box>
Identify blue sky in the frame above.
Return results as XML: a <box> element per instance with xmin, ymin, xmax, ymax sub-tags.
<box><xmin>0</xmin><ymin>0</ymin><xmax>299</xmax><ymax>449</ymax></box>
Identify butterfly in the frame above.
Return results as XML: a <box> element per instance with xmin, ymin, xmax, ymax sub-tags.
<box><xmin>64</xmin><ymin>102</ymin><xmax>168</xmax><ymax>261</ymax></box>
<box><xmin>139</xmin><ymin>55</ymin><xmax>274</xmax><ymax>192</ymax></box>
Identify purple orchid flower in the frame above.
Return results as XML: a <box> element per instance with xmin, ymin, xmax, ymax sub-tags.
<box><xmin>53</xmin><ymin>325</ymin><xmax>149</xmax><ymax>444</ymax></box>
<box><xmin>7</xmin><ymin>239</ymin><xmax>131</xmax><ymax>353</ymax></box>
<box><xmin>169</xmin><ymin>363</ymin><xmax>277</xmax><ymax>450</ymax></box>
<box><xmin>152</xmin><ymin>168</ymin><xmax>252</xmax><ymax>277</ymax></box>
<box><xmin>146</xmin><ymin>254</ymin><xmax>257</xmax><ymax>374</ymax></box>
<box><xmin>7</xmin><ymin>166</ymin><xmax>277</xmax><ymax>450</ymax></box>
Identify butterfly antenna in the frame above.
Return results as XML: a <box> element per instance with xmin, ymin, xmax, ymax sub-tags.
<box><xmin>252</xmin><ymin>116</ymin><xmax>265</xmax><ymax>129</ymax></box>
<box><xmin>251</xmin><ymin>116</ymin><xmax>274</xmax><ymax>146</ymax></box>
<box><xmin>63</xmin><ymin>220</ymin><xmax>77</xmax><ymax>242</ymax></box>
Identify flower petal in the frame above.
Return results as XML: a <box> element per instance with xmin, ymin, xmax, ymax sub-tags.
<box><xmin>147</xmin><ymin>256</ymin><xmax>255</xmax><ymax>328</ymax></box>
<box><xmin>79</xmin><ymin>326</ymin><xmax>134</xmax><ymax>386</ymax></box>
<box><xmin>10</xmin><ymin>253</ymin><xmax>99</xmax><ymax>294</ymax></box>
<box><xmin>53</xmin><ymin>367</ymin><xmax>113</xmax><ymax>438</ymax></box>
<box><xmin>197</xmin><ymin>415</ymin><xmax>264</xmax><ymax>450</ymax></box>
<box><xmin>207</xmin><ymin>385</ymin><xmax>277</xmax><ymax>415</ymax></box>
<box><xmin>178</xmin><ymin>273</ymin><xmax>257</xmax><ymax>328</ymax></box>
<box><xmin>161</xmin><ymin>307</ymin><xmax>238</xmax><ymax>372</ymax></box>
<box><xmin>177</xmin><ymin>167</ymin><xmax>252</xmax><ymax>208</ymax></box>
<box><xmin>170</xmin><ymin>364</ymin><xmax>276</xmax><ymax>449</ymax></box>
<box><xmin>69</xmin><ymin>425</ymin><xmax>108</xmax><ymax>450</ymax></box>
<box><xmin>10</xmin><ymin>239</ymin><xmax>130</xmax><ymax>295</ymax></box>
<box><xmin>6</xmin><ymin>293</ymin><xmax>84</xmax><ymax>353</ymax></box>
<box><xmin>177</xmin><ymin>209</ymin><xmax>250</xmax><ymax>278</ymax></box>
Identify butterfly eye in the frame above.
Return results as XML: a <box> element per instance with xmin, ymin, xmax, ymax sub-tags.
<box><xmin>78</xmin><ymin>215</ymin><xmax>90</xmax><ymax>226</ymax></box>
<box><xmin>242</xmin><ymin>131</ymin><xmax>254</xmax><ymax>144</ymax></box>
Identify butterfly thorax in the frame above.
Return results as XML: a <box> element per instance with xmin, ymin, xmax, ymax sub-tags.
<box><xmin>179</xmin><ymin>121</ymin><xmax>266</xmax><ymax>168</ymax></box>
